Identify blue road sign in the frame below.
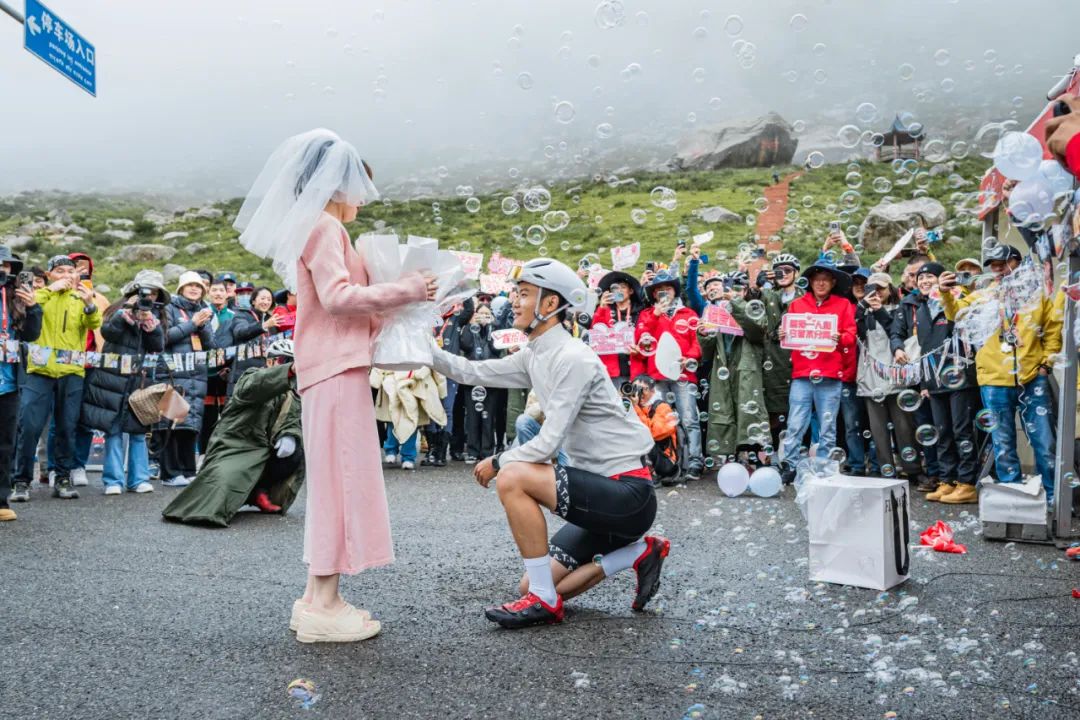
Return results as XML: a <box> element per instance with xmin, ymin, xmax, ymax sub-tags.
<box><xmin>23</xmin><ymin>0</ymin><xmax>95</xmax><ymax>96</ymax></box>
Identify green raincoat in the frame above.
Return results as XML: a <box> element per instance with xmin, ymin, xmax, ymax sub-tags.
<box><xmin>697</xmin><ymin>303</ymin><xmax>769</xmax><ymax>457</ymax></box>
<box><xmin>730</xmin><ymin>287</ymin><xmax>803</xmax><ymax>415</ymax></box>
<box><xmin>162</xmin><ymin>362</ymin><xmax>303</xmax><ymax>527</ymax></box>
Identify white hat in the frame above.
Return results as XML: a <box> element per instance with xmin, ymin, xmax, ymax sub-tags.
<box><xmin>175</xmin><ymin>270</ymin><xmax>208</xmax><ymax>295</ymax></box>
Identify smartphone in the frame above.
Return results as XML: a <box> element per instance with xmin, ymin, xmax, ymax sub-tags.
<box><xmin>645</xmin><ymin>261</ymin><xmax>656</xmax><ymax>272</ymax></box>
<box><xmin>80</xmin><ymin>274</ymin><xmax>93</xmax><ymax>291</ymax></box>
<box><xmin>828</xmin><ymin>221</ymin><xmax>841</xmax><ymax>232</ymax></box>
<box><xmin>954</xmin><ymin>271</ymin><xmax>974</xmax><ymax>286</ymax></box>
<box><xmin>17</xmin><ymin>271</ymin><xmax>33</xmax><ymax>289</ymax></box>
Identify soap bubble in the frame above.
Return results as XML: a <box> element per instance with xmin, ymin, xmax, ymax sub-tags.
<box><xmin>471</xmin><ymin>387</ymin><xmax>487</xmax><ymax>402</ymax></box>
<box><xmin>901</xmin><ymin>446</ymin><xmax>918</xmax><ymax>462</ymax></box>
<box><xmin>941</xmin><ymin>365</ymin><xmax>966</xmax><ymax>389</ymax></box>
<box><xmin>992</xmin><ymin>131</ymin><xmax>1043</xmax><ymax>182</ymax></box>
<box><xmin>526</xmin><ymin>225</ymin><xmax>547</xmax><ymax>245</ymax></box>
<box><xmin>543</xmin><ymin>210</ymin><xmax>570</xmax><ymax>232</ymax></box>
<box><xmin>746</xmin><ymin>300</ymin><xmax>766</xmax><ymax>320</ymax></box>
<box><xmin>881</xmin><ymin>463</ymin><xmax>895</xmax><ymax>477</ymax></box>
<box><xmin>896</xmin><ymin>389</ymin><xmax>923</xmax><ymax>412</ymax></box>
<box><xmin>465</xmin><ymin>197</ymin><xmax>481</xmax><ymax>214</ymax></box>
<box><xmin>650</xmin><ymin>186</ymin><xmax>678</xmax><ymax>211</ymax></box>
<box><xmin>809</xmin><ymin>370</ymin><xmax>823</xmax><ymax>384</ymax></box>
<box><xmin>595</xmin><ymin>0</ymin><xmax>626</xmax><ymax>29</ymax></box>
<box><xmin>717</xmin><ymin>367</ymin><xmax>730</xmax><ymax>381</ymax></box>
<box><xmin>631</xmin><ymin>208</ymin><xmax>648</xmax><ymax>225</ymax></box>
<box><xmin>723</xmin><ymin>15</ymin><xmax>744</xmax><ymax>36</ymax></box>
<box><xmin>872</xmin><ymin>177</ymin><xmax>893</xmax><ymax>193</ymax></box>
<box><xmin>522</xmin><ymin>187</ymin><xmax>552</xmax><ymax>212</ymax></box>
<box><xmin>915</xmin><ymin>425</ymin><xmax>939</xmax><ymax>446</ymax></box>
<box><xmin>855</xmin><ymin>102</ymin><xmax>879</xmax><ymax>124</ymax></box>
<box><xmin>807</xmin><ymin>152</ymin><xmax>826</xmax><ymax>169</ymax></box>
<box><xmin>554</xmin><ymin>100</ymin><xmax>576</xmax><ymax>123</ymax></box>
<box><xmin>789</xmin><ymin>13</ymin><xmax>808</xmax><ymax>31</ymax></box>
<box><xmin>516</xmin><ymin>72</ymin><xmax>534</xmax><ymax>90</ymax></box>
<box><xmin>596</xmin><ymin>122</ymin><xmax>614</xmax><ymax>139</ymax></box>
<box><xmin>1009</xmin><ymin>178</ymin><xmax>1055</xmax><ymax>226</ymax></box>
<box><xmin>838</xmin><ymin>125</ymin><xmax>862</xmax><ymax>149</ymax></box>
<box><xmin>287</xmin><ymin>679</ymin><xmax>320</xmax><ymax>709</ymax></box>
<box><xmin>898</xmin><ymin>63</ymin><xmax>915</xmax><ymax>80</ymax></box>
<box><xmin>501</xmin><ymin>197</ymin><xmax>520</xmax><ymax>215</ymax></box>
<box><xmin>934</xmin><ymin>48</ymin><xmax>950</xmax><ymax>66</ymax></box>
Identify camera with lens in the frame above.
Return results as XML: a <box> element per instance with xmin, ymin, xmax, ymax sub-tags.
<box><xmin>135</xmin><ymin>287</ymin><xmax>157</xmax><ymax>311</ymax></box>
<box><xmin>0</xmin><ymin>270</ymin><xmax>9</xmax><ymax>286</ymax></box>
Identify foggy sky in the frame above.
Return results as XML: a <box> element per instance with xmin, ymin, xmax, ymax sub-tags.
<box><xmin>0</xmin><ymin>0</ymin><xmax>1075</xmax><ymax>201</ymax></box>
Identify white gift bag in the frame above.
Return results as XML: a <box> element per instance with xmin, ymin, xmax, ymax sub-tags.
<box><xmin>978</xmin><ymin>475</ymin><xmax>1047</xmax><ymax>526</ymax></box>
<box><xmin>806</xmin><ymin>475</ymin><xmax>911</xmax><ymax>591</ymax></box>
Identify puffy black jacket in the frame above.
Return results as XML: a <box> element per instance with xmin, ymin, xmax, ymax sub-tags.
<box><xmin>154</xmin><ymin>296</ymin><xmax>216</xmax><ymax>432</ymax></box>
<box><xmin>458</xmin><ymin>322</ymin><xmax>498</xmax><ymax>361</ymax></box>
<box><xmin>890</xmin><ymin>292</ymin><xmax>976</xmax><ymax>393</ymax></box>
<box><xmin>81</xmin><ymin>307</ymin><xmax>166</xmax><ymax>434</ymax></box>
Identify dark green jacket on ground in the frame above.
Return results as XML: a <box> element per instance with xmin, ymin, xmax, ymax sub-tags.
<box><xmin>162</xmin><ymin>362</ymin><xmax>303</xmax><ymax>527</ymax></box>
<box><xmin>730</xmin><ymin>288</ymin><xmax>803</xmax><ymax>415</ymax></box>
<box><xmin>698</xmin><ymin>308</ymin><xmax>769</xmax><ymax>455</ymax></box>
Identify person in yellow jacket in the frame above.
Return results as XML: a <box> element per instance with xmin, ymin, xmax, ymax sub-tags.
<box><xmin>10</xmin><ymin>256</ymin><xmax>102</xmax><ymax>501</ymax></box>
<box><xmin>939</xmin><ymin>245</ymin><xmax>1064</xmax><ymax>504</ymax></box>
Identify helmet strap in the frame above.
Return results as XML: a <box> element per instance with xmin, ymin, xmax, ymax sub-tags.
<box><xmin>524</xmin><ymin>289</ymin><xmax>570</xmax><ymax>336</ymax></box>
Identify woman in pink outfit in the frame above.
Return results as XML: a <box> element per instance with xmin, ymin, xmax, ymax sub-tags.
<box><xmin>234</xmin><ymin>129</ymin><xmax>436</xmax><ymax>643</ymax></box>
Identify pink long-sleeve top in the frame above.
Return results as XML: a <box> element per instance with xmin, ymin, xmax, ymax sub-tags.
<box><xmin>294</xmin><ymin>212</ymin><xmax>428</xmax><ymax>393</ymax></box>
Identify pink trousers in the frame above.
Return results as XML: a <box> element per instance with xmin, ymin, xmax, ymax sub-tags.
<box><xmin>301</xmin><ymin>366</ymin><xmax>394</xmax><ymax>575</ymax></box>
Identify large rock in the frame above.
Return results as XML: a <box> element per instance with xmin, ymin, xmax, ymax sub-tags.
<box><xmin>17</xmin><ymin>221</ymin><xmax>64</xmax><ymax>235</ymax></box>
<box><xmin>857</xmin><ymin>198</ymin><xmax>948</xmax><ymax>253</ymax></box>
<box><xmin>47</xmin><ymin>208</ymin><xmax>72</xmax><ymax>225</ymax></box>
<box><xmin>143</xmin><ymin>210</ymin><xmax>174</xmax><ymax>227</ymax></box>
<box><xmin>183</xmin><ymin>243</ymin><xmax>208</xmax><ymax>255</ymax></box>
<box><xmin>670</xmin><ymin>112</ymin><xmax>798</xmax><ymax>171</ymax></box>
<box><xmin>162</xmin><ymin>263</ymin><xmax>188</xmax><ymax>283</ymax></box>
<box><xmin>162</xmin><ymin>231</ymin><xmax>189</xmax><ymax>242</ymax></box>
<box><xmin>106</xmin><ymin>218</ymin><xmax>135</xmax><ymax>227</ymax></box>
<box><xmin>1</xmin><ymin>235</ymin><xmax>34</xmax><ymax>249</ymax></box>
<box><xmin>692</xmin><ymin>205</ymin><xmax>742</xmax><ymax>224</ymax></box>
<box><xmin>118</xmin><ymin>244</ymin><xmax>177</xmax><ymax>263</ymax></box>
<box><xmin>104</xmin><ymin>229</ymin><xmax>135</xmax><ymax>241</ymax></box>
<box><xmin>183</xmin><ymin>206</ymin><xmax>223</xmax><ymax>220</ymax></box>
<box><xmin>65</xmin><ymin>224</ymin><xmax>89</xmax><ymax>236</ymax></box>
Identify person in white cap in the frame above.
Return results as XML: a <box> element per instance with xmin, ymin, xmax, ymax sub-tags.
<box><xmin>426</xmin><ymin>258</ymin><xmax>671</xmax><ymax>629</ymax></box>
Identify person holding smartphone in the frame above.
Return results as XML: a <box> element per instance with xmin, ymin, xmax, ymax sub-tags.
<box><xmin>0</xmin><ymin>246</ymin><xmax>42</xmax><ymax>518</ymax></box>
<box><xmin>591</xmin><ymin>270</ymin><xmax>645</xmax><ymax>391</ymax></box>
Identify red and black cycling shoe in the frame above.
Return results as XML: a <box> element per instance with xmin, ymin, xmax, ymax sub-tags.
<box><xmin>484</xmin><ymin>592</ymin><xmax>564</xmax><ymax>629</ymax></box>
<box><xmin>632</xmin><ymin>535</ymin><xmax>671</xmax><ymax>611</ymax></box>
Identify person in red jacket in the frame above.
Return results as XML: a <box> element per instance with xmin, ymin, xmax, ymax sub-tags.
<box><xmin>1045</xmin><ymin>95</ymin><xmax>1080</xmax><ymax>178</ymax></box>
<box><xmin>776</xmin><ymin>260</ymin><xmax>857</xmax><ymax>483</ymax></box>
<box><xmin>591</xmin><ymin>271</ymin><xmax>646</xmax><ymax>392</ymax></box>
<box><xmin>635</xmin><ymin>271</ymin><xmax>703</xmax><ymax>480</ymax></box>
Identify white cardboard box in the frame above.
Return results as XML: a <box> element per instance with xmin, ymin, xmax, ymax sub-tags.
<box><xmin>806</xmin><ymin>475</ymin><xmax>912</xmax><ymax>591</ymax></box>
<box><xmin>978</xmin><ymin>476</ymin><xmax>1047</xmax><ymax>526</ymax></box>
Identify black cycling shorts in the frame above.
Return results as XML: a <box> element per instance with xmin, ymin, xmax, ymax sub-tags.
<box><xmin>548</xmin><ymin>464</ymin><xmax>657</xmax><ymax>571</ymax></box>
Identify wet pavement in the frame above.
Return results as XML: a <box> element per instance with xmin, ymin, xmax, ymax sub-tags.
<box><xmin>1</xmin><ymin>464</ymin><xmax>1078</xmax><ymax>719</ymax></box>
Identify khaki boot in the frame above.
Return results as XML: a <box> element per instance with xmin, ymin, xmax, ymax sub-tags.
<box><xmin>926</xmin><ymin>482</ymin><xmax>956</xmax><ymax>501</ymax></box>
<box><xmin>940</xmin><ymin>483</ymin><xmax>978</xmax><ymax>504</ymax></box>
<box><xmin>0</xmin><ymin>507</ymin><xmax>16</xmax><ymax>521</ymax></box>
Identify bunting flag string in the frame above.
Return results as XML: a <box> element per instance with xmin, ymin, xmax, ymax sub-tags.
<box><xmin>858</xmin><ymin>333</ymin><xmax>973</xmax><ymax>388</ymax></box>
<box><xmin>0</xmin><ymin>330</ymin><xmax>293</xmax><ymax>375</ymax></box>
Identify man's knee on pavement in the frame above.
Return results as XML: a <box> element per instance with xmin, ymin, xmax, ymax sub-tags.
<box><xmin>496</xmin><ymin>462</ymin><xmax>525</xmax><ymax>501</ymax></box>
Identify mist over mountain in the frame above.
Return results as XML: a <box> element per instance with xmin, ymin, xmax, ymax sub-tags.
<box><xmin>0</xmin><ymin>0</ymin><xmax>1075</xmax><ymax>202</ymax></box>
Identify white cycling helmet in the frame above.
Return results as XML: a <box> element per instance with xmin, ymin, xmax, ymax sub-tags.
<box><xmin>772</xmin><ymin>253</ymin><xmax>801</xmax><ymax>271</ymax></box>
<box><xmin>267</xmin><ymin>338</ymin><xmax>295</xmax><ymax>359</ymax></box>
<box><xmin>510</xmin><ymin>258</ymin><xmax>595</xmax><ymax>334</ymax></box>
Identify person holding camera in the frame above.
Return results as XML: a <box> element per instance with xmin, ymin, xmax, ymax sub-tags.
<box><xmin>629</xmin><ymin>375</ymin><xmax>680</xmax><ymax>485</ymax></box>
<box><xmin>459</xmin><ymin>302</ymin><xmax>499</xmax><ymax>462</ymax></box>
<box><xmin>80</xmin><ymin>270</ymin><xmax>168</xmax><ymax>495</ymax></box>
<box><xmin>939</xmin><ymin>246</ymin><xmax>1064</xmax><ymax>503</ymax></box>
<box><xmin>153</xmin><ymin>271</ymin><xmax>216</xmax><ymax>488</ymax></box>
<box><xmin>0</xmin><ymin>246</ymin><xmax>42</xmax><ymax>518</ymax></box>
<box><xmin>591</xmin><ymin>270</ymin><xmax>645</xmax><ymax>390</ymax></box>
<box><xmin>10</xmin><ymin>255</ymin><xmax>101</xmax><ymax>502</ymax></box>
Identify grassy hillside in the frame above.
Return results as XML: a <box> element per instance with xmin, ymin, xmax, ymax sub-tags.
<box><xmin>0</xmin><ymin>156</ymin><xmax>992</xmax><ymax>296</ymax></box>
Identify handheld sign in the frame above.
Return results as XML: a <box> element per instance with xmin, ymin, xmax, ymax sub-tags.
<box><xmin>781</xmin><ymin>313</ymin><xmax>838</xmax><ymax>353</ymax></box>
<box><xmin>492</xmin><ymin>328</ymin><xmax>527</xmax><ymax>350</ymax></box>
<box><xmin>478</xmin><ymin>273</ymin><xmax>513</xmax><ymax>295</ymax></box>
<box><xmin>700</xmin><ymin>303</ymin><xmax>744</xmax><ymax>336</ymax></box>
<box><xmin>24</xmin><ymin>0</ymin><xmax>96</xmax><ymax>96</ymax></box>
<box><xmin>610</xmin><ymin>242</ymin><xmax>641</xmax><ymax>271</ymax></box>
<box><xmin>450</xmin><ymin>251</ymin><xmax>484</xmax><ymax>280</ymax></box>
<box><xmin>588</xmin><ymin>323</ymin><xmax>635</xmax><ymax>355</ymax></box>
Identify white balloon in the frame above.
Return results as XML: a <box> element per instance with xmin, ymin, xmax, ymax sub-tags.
<box><xmin>992</xmin><ymin>131</ymin><xmax>1043</xmax><ymax>182</ymax></box>
<box><xmin>748</xmin><ymin>466</ymin><xmax>783</xmax><ymax>497</ymax></box>
<box><xmin>716</xmin><ymin>462</ymin><xmax>749</xmax><ymax>497</ymax></box>
<box><xmin>1008</xmin><ymin>177</ymin><xmax>1055</xmax><ymax>226</ymax></box>
<box><xmin>1039</xmin><ymin>159</ymin><xmax>1075</xmax><ymax>199</ymax></box>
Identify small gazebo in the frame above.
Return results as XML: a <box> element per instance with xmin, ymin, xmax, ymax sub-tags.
<box><xmin>876</xmin><ymin>115</ymin><xmax>925</xmax><ymax>162</ymax></box>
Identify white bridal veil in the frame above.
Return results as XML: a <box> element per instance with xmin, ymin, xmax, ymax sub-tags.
<box><xmin>233</xmin><ymin>128</ymin><xmax>379</xmax><ymax>292</ymax></box>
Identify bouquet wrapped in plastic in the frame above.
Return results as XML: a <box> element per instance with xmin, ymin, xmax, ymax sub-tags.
<box><xmin>362</xmin><ymin>234</ymin><xmax>476</xmax><ymax>371</ymax></box>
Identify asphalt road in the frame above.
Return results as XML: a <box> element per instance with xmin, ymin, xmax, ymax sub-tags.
<box><xmin>1</xmin><ymin>464</ymin><xmax>1078</xmax><ymax>720</ymax></box>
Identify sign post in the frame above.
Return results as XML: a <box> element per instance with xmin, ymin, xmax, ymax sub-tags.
<box><xmin>20</xmin><ymin>0</ymin><xmax>96</xmax><ymax>96</ymax></box>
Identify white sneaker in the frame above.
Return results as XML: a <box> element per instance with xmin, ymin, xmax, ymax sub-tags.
<box><xmin>401</xmin><ymin>460</ymin><xmax>415</xmax><ymax>470</ymax></box>
<box><xmin>290</xmin><ymin>599</ymin><xmax>369</xmax><ymax>631</ymax></box>
<box><xmin>48</xmin><ymin>470</ymin><xmax>56</xmax><ymax>487</ymax></box>
<box><xmin>71</xmin><ymin>467</ymin><xmax>89</xmax><ymax>487</ymax></box>
<box><xmin>132</xmin><ymin>482</ymin><xmax>154</xmax><ymax>494</ymax></box>
<box><xmin>383</xmin><ymin>454</ymin><xmax>398</xmax><ymax>465</ymax></box>
<box><xmin>103</xmin><ymin>485</ymin><xmax>122</xmax><ymax>496</ymax></box>
<box><xmin>296</xmin><ymin>605</ymin><xmax>381</xmax><ymax>643</ymax></box>
<box><xmin>162</xmin><ymin>475</ymin><xmax>191</xmax><ymax>487</ymax></box>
